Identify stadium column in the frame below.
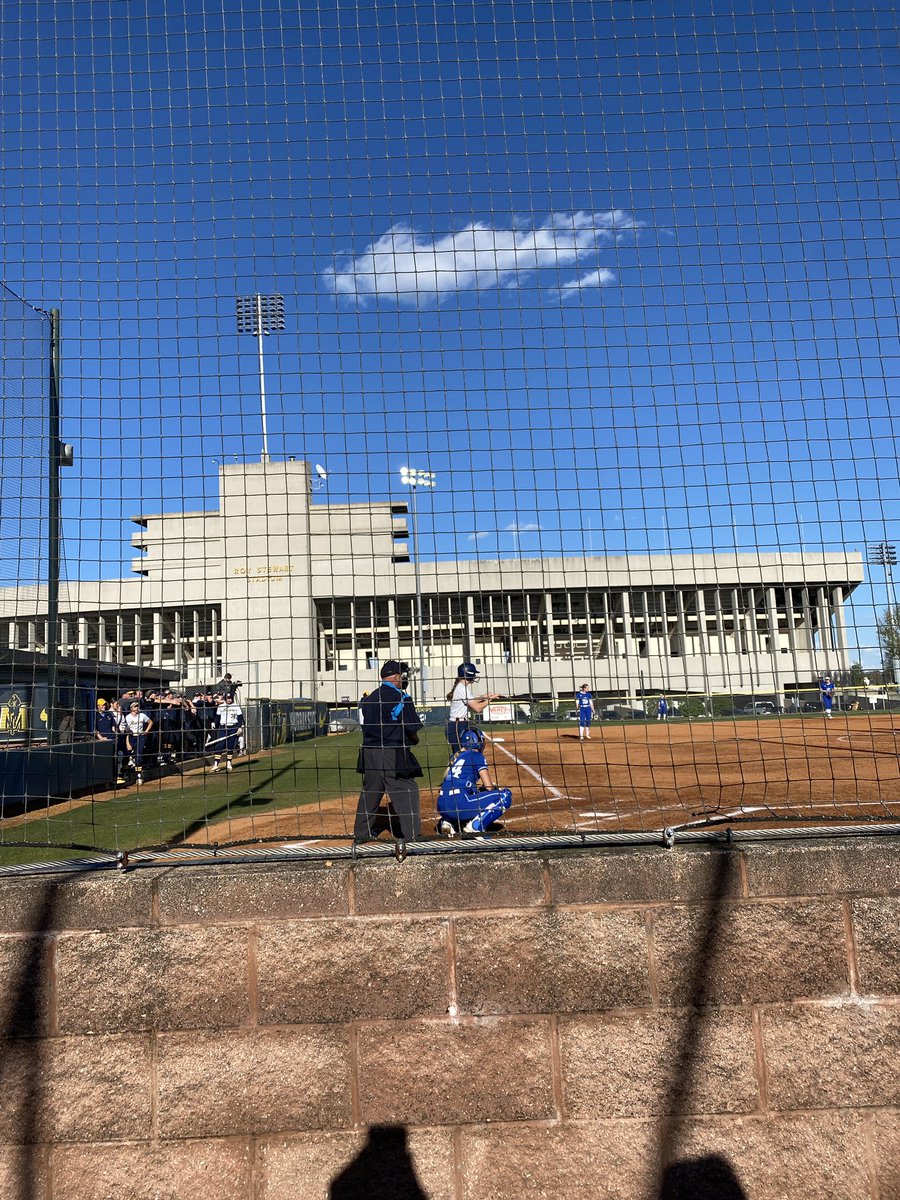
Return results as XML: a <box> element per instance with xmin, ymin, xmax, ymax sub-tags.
<box><xmin>543</xmin><ymin>592</ymin><xmax>556</xmax><ymax>658</ymax></box>
<box><xmin>388</xmin><ymin>596</ymin><xmax>398</xmax><ymax>657</ymax></box>
<box><xmin>766</xmin><ymin>586</ymin><xmax>784</xmax><ymax>705</ymax></box>
<box><xmin>465</xmin><ymin>594</ymin><xmax>476</xmax><ymax>663</ymax></box>
<box><xmin>816</xmin><ymin>586</ymin><xmax>835</xmax><ymax>654</ymax></box>
<box><xmin>621</xmin><ymin>590</ymin><xmax>634</xmax><ymax>658</ymax></box>
<box><xmin>832</xmin><ymin>586</ymin><xmax>848</xmax><ymax>662</ymax></box>
<box><xmin>152</xmin><ymin>611</ymin><xmax>163</xmax><ymax>665</ymax></box>
<box><xmin>800</xmin><ymin>586</ymin><xmax>816</xmax><ymax>653</ymax></box>
<box><xmin>674</xmin><ymin>589</ymin><xmax>688</xmax><ymax>666</ymax></box>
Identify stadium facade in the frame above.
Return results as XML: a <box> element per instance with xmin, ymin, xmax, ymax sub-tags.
<box><xmin>0</xmin><ymin>460</ymin><xmax>864</xmax><ymax>706</ymax></box>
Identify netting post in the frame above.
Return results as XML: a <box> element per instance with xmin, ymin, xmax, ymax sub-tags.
<box><xmin>45</xmin><ymin>308</ymin><xmax>61</xmax><ymax>746</ymax></box>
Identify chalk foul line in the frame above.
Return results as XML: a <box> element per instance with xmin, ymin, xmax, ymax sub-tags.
<box><xmin>483</xmin><ymin>734</ymin><xmax>565</xmax><ymax>799</ymax></box>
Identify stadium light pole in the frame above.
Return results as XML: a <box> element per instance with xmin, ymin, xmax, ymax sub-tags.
<box><xmin>867</xmin><ymin>542</ymin><xmax>899</xmax><ymax>684</ymax></box>
<box><xmin>400</xmin><ymin>466</ymin><xmax>437</xmax><ymax>706</ymax></box>
<box><xmin>236</xmin><ymin>293</ymin><xmax>285</xmax><ymax>463</ymax></box>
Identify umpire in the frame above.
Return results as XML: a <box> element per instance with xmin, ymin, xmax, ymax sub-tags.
<box><xmin>354</xmin><ymin>660</ymin><xmax>423</xmax><ymax>851</ymax></box>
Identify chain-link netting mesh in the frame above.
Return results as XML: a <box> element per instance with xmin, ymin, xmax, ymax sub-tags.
<box><xmin>0</xmin><ymin>1</ymin><xmax>898</xmax><ymax>865</ymax></box>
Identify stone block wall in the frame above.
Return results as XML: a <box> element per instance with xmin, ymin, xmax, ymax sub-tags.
<box><xmin>0</xmin><ymin>837</ymin><xmax>897</xmax><ymax>1198</ymax></box>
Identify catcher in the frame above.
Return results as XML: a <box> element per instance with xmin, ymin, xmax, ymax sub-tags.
<box><xmin>436</xmin><ymin>727</ymin><xmax>512</xmax><ymax>836</ymax></box>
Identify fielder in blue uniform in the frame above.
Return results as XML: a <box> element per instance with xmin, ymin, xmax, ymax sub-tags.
<box><xmin>575</xmin><ymin>683</ymin><xmax>594</xmax><ymax>739</ymax></box>
<box><xmin>658</xmin><ymin>695</ymin><xmax>669</xmax><ymax>721</ymax></box>
<box><xmin>819</xmin><ymin>675</ymin><xmax>835</xmax><ymax>719</ymax></box>
<box><xmin>436</xmin><ymin>728</ymin><xmax>512</xmax><ymax>835</ymax></box>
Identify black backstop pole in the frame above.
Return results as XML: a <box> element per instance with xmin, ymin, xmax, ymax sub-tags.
<box><xmin>45</xmin><ymin>308</ymin><xmax>61</xmax><ymax>746</ymax></box>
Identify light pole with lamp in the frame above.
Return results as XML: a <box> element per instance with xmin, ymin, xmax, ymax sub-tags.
<box><xmin>236</xmin><ymin>293</ymin><xmax>285</xmax><ymax>462</ymax></box>
<box><xmin>867</xmin><ymin>541</ymin><xmax>899</xmax><ymax>685</ymax></box>
<box><xmin>400</xmin><ymin>466</ymin><xmax>437</xmax><ymax>706</ymax></box>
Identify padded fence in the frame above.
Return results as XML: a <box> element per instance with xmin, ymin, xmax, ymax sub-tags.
<box><xmin>0</xmin><ymin>0</ymin><xmax>898</xmax><ymax>866</ymax></box>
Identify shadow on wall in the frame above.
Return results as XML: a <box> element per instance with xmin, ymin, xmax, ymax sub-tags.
<box><xmin>652</xmin><ymin>851</ymin><xmax>749</xmax><ymax>1199</ymax></box>
<box><xmin>0</xmin><ymin>881</ymin><xmax>57</xmax><ymax>1200</ymax></box>
<box><xmin>330</xmin><ymin>1125</ymin><xmax>428</xmax><ymax>1199</ymax></box>
<box><xmin>659</xmin><ymin>1154</ymin><xmax>749</xmax><ymax>1199</ymax></box>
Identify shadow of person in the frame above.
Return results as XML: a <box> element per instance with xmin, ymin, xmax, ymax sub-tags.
<box><xmin>659</xmin><ymin>1154</ymin><xmax>749</xmax><ymax>1199</ymax></box>
<box><xmin>330</xmin><ymin>1125</ymin><xmax>429</xmax><ymax>1200</ymax></box>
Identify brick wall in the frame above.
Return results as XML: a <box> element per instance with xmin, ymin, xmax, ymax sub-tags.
<box><xmin>0</xmin><ymin>838</ymin><xmax>898</xmax><ymax>1199</ymax></box>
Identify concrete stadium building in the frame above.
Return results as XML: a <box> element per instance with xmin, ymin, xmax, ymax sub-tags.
<box><xmin>0</xmin><ymin>460</ymin><xmax>864</xmax><ymax>707</ymax></box>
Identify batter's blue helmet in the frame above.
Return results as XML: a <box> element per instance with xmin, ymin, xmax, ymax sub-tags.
<box><xmin>460</xmin><ymin>727</ymin><xmax>485</xmax><ymax>752</ymax></box>
<box><xmin>458</xmin><ymin>662</ymin><xmax>479</xmax><ymax>681</ymax></box>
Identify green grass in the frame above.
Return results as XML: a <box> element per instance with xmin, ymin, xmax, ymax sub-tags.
<box><xmin>0</xmin><ymin>728</ymin><xmax>453</xmax><ymax>867</ymax></box>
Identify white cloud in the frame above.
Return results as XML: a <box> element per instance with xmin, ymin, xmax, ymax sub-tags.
<box><xmin>467</xmin><ymin>532</ymin><xmax>491</xmax><ymax>543</ymax></box>
<box><xmin>557</xmin><ymin>267</ymin><xmax>617</xmax><ymax>299</ymax></box>
<box><xmin>505</xmin><ymin>522</ymin><xmax>542</xmax><ymax>533</ymax></box>
<box><xmin>323</xmin><ymin>210</ymin><xmax>639</xmax><ymax>305</ymax></box>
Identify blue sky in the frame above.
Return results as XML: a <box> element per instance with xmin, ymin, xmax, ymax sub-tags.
<box><xmin>0</xmin><ymin>0</ymin><xmax>898</xmax><ymax>655</ymax></box>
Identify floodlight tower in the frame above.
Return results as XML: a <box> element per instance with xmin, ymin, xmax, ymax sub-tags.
<box><xmin>867</xmin><ymin>541</ymin><xmax>899</xmax><ymax>683</ymax></box>
<box><xmin>236</xmin><ymin>293</ymin><xmax>285</xmax><ymax>462</ymax></box>
<box><xmin>400</xmin><ymin>466</ymin><xmax>437</xmax><ymax>705</ymax></box>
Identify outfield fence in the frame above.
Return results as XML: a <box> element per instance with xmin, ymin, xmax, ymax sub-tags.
<box><xmin>0</xmin><ymin>0</ymin><xmax>898</xmax><ymax>871</ymax></box>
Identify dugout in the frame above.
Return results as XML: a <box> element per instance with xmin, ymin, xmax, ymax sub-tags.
<box><xmin>0</xmin><ymin>650</ymin><xmax>178</xmax><ymax>813</ymax></box>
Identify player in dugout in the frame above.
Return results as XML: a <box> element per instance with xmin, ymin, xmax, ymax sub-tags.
<box><xmin>436</xmin><ymin>727</ymin><xmax>512</xmax><ymax>837</ymax></box>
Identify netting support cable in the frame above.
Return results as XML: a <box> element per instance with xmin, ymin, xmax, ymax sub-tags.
<box><xmin>2</xmin><ymin>824</ymin><xmax>899</xmax><ymax>878</ymax></box>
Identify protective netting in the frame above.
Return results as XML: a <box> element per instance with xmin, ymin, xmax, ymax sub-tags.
<box><xmin>0</xmin><ymin>0</ymin><xmax>898</xmax><ymax>865</ymax></box>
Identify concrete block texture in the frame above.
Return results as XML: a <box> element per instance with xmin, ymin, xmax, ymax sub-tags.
<box><xmin>51</xmin><ymin>1139</ymin><xmax>253</xmax><ymax>1200</ymax></box>
<box><xmin>0</xmin><ymin>935</ymin><xmax>53</xmax><ymax>1035</ymax></box>
<box><xmin>353</xmin><ymin>855</ymin><xmax>546</xmax><ymax>915</ymax></box>
<box><xmin>663</xmin><ymin>1112</ymin><xmax>870</xmax><ymax>1200</ymax></box>
<box><xmin>548</xmin><ymin>847</ymin><xmax>745</xmax><ymax>906</ymax></box>
<box><xmin>256</xmin><ymin>1129</ymin><xmax>456</xmax><ymax>1200</ymax></box>
<box><xmin>652</xmin><ymin>899</ymin><xmax>850</xmax><ymax>1006</ymax></box>
<box><xmin>852</xmin><ymin>897</ymin><xmax>900</xmax><ymax>994</ymax></box>
<box><xmin>871</xmin><ymin>1111</ymin><xmax>900</xmax><ymax>1200</ymax></box>
<box><xmin>55</xmin><ymin>925</ymin><xmax>250</xmax><ymax>1033</ymax></box>
<box><xmin>0</xmin><ymin>873</ymin><xmax>154</xmax><ymax>932</ymax></box>
<box><xmin>459</xmin><ymin>1121</ymin><xmax>659</xmax><ymax>1200</ymax></box>
<box><xmin>357</xmin><ymin>1018</ymin><xmax>555</xmax><ymax>1125</ymax></box>
<box><xmin>156</xmin><ymin>863</ymin><xmax>351</xmax><ymax>925</ymax></box>
<box><xmin>454</xmin><ymin>909</ymin><xmax>651</xmax><ymax>1015</ymax></box>
<box><xmin>0</xmin><ymin>839</ymin><xmax>895</xmax><ymax>1200</ymax></box>
<box><xmin>256</xmin><ymin>917</ymin><xmax>450</xmax><ymax>1024</ymax></box>
<box><xmin>0</xmin><ymin>1144</ymin><xmax>49</xmax><ymax>1200</ymax></box>
<box><xmin>763</xmin><ymin>1003</ymin><xmax>900</xmax><ymax>1111</ymax></box>
<box><xmin>0</xmin><ymin>1034</ymin><xmax>151</xmax><ymax>1144</ymax></box>
<box><xmin>560</xmin><ymin>1009</ymin><xmax>760</xmax><ymax>1118</ymax></box>
<box><xmin>157</xmin><ymin>1027</ymin><xmax>352</xmax><ymax>1138</ymax></box>
<box><xmin>744</xmin><ymin>838</ymin><xmax>900</xmax><ymax>899</ymax></box>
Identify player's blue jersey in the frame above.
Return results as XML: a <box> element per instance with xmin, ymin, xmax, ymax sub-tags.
<box><xmin>576</xmin><ymin>690</ymin><xmax>593</xmax><ymax>713</ymax></box>
<box><xmin>439</xmin><ymin>748</ymin><xmax>487</xmax><ymax>803</ymax></box>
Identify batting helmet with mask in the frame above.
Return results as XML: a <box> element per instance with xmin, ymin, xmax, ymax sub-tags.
<box><xmin>459</xmin><ymin>727</ymin><xmax>485</xmax><ymax>752</ymax></box>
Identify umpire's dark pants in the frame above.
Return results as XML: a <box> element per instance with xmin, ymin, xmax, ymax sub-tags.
<box><xmin>355</xmin><ymin>747</ymin><xmax>421</xmax><ymax>841</ymax></box>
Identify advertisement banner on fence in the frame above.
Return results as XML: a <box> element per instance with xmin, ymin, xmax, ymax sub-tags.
<box><xmin>482</xmin><ymin>702</ymin><xmax>514</xmax><ymax>723</ymax></box>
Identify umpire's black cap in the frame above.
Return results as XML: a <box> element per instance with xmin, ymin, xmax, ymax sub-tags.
<box><xmin>380</xmin><ymin>660</ymin><xmax>409</xmax><ymax>678</ymax></box>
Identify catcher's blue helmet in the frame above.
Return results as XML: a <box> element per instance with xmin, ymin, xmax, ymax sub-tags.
<box><xmin>460</xmin><ymin>727</ymin><xmax>485</xmax><ymax>752</ymax></box>
<box><xmin>458</xmin><ymin>662</ymin><xmax>479</xmax><ymax>681</ymax></box>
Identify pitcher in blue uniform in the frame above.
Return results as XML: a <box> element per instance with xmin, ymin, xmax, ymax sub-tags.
<box><xmin>819</xmin><ymin>675</ymin><xmax>836</xmax><ymax>719</ymax></box>
<box><xmin>436</xmin><ymin>727</ymin><xmax>512</xmax><ymax>836</ymax></box>
<box><xmin>575</xmin><ymin>683</ymin><xmax>595</xmax><ymax>739</ymax></box>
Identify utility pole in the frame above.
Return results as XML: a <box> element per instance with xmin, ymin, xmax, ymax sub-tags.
<box><xmin>236</xmin><ymin>293</ymin><xmax>285</xmax><ymax>462</ymax></box>
<box><xmin>868</xmin><ymin>542</ymin><xmax>899</xmax><ymax>685</ymax></box>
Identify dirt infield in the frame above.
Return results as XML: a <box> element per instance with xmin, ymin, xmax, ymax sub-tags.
<box><xmin>180</xmin><ymin>713</ymin><xmax>900</xmax><ymax>847</ymax></box>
